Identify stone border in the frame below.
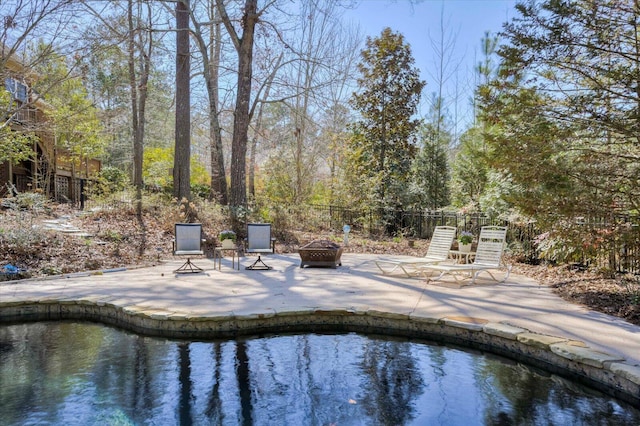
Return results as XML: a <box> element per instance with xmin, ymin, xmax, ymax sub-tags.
<box><xmin>1</xmin><ymin>300</ymin><xmax>639</xmax><ymax>407</ymax></box>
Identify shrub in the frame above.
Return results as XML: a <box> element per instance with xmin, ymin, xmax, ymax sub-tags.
<box><xmin>1</xmin><ymin>191</ymin><xmax>47</xmax><ymax>212</ymax></box>
<box><xmin>100</xmin><ymin>166</ymin><xmax>128</xmax><ymax>193</ymax></box>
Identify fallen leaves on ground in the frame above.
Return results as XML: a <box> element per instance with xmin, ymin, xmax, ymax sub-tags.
<box><xmin>1</xmin><ymin>205</ymin><xmax>638</xmax><ymax>326</ymax></box>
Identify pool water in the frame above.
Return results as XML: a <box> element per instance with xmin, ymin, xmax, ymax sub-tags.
<box><xmin>1</xmin><ymin>322</ymin><xmax>638</xmax><ymax>425</ymax></box>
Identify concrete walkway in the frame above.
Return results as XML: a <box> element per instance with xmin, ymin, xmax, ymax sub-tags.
<box><xmin>1</xmin><ymin>253</ymin><xmax>639</xmax><ymax>403</ymax></box>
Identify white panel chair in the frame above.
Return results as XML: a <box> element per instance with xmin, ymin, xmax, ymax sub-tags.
<box><xmin>419</xmin><ymin>226</ymin><xmax>512</xmax><ymax>285</ymax></box>
<box><xmin>374</xmin><ymin>226</ymin><xmax>457</xmax><ymax>277</ymax></box>
<box><xmin>173</xmin><ymin>223</ymin><xmax>205</xmax><ymax>273</ymax></box>
<box><xmin>244</xmin><ymin>223</ymin><xmax>275</xmax><ymax>270</ymax></box>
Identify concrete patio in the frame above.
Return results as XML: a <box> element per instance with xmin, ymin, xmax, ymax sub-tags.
<box><xmin>1</xmin><ymin>253</ymin><xmax>639</xmax><ymax>405</ymax></box>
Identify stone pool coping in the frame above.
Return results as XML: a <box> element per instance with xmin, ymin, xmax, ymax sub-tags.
<box><xmin>1</xmin><ymin>254</ymin><xmax>639</xmax><ymax>406</ymax></box>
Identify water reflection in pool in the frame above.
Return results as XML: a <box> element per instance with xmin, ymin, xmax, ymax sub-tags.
<box><xmin>1</xmin><ymin>322</ymin><xmax>638</xmax><ymax>425</ymax></box>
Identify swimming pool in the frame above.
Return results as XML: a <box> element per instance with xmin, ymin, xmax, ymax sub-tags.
<box><xmin>1</xmin><ymin>321</ymin><xmax>638</xmax><ymax>425</ymax></box>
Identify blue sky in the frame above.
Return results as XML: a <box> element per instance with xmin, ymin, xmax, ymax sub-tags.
<box><xmin>343</xmin><ymin>0</ymin><xmax>518</xmax><ymax>134</ymax></box>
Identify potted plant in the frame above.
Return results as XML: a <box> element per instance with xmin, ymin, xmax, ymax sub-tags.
<box><xmin>458</xmin><ymin>231</ymin><xmax>473</xmax><ymax>253</ymax></box>
<box><xmin>219</xmin><ymin>230</ymin><xmax>237</xmax><ymax>249</ymax></box>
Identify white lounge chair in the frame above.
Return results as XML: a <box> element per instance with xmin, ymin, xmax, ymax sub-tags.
<box><xmin>419</xmin><ymin>226</ymin><xmax>512</xmax><ymax>285</ymax></box>
<box><xmin>374</xmin><ymin>226</ymin><xmax>456</xmax><ymax>277</ymax></box>
<box><xmin>173</xmin><ymin>223</ymin><xmax>205</xmax><ymax>273</ymax></box>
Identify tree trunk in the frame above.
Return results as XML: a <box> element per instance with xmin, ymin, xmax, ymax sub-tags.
<box><xmin>248</xmin><ymin>53</ymin><xmax>281</xmax><ymax>197</ymax></box>
<box><xmin>207</xmin><ymin>12</ymin><xmax>227</xmax><ymax>204</ymax></box>
<box><xmin>192</xmin><ymin>2</ymin><xmax>228</xmax><ymax>204</ymax></box>
<box><xmin>128</xmin><ymin>0</ymin><xmax>151</xmax><ymax>218</ymax></box>
<box><xmin>217</xmin><ymin>0</ymin><xmax>259</xmax><ymax>209</ymax></box>
<box><xmin>174</xmin><ymin>0</ymin><xmax>191</xmax><ymax>202</ymax></box>
<box><xmin>128</xmin><ymin>0</ymin><xmax>140</xmax><ymax>195</ymax></box>
<box><xmin>209</xmin><ymin>88</ymin><xmax>227</xmax><ymax>204</ymax></box>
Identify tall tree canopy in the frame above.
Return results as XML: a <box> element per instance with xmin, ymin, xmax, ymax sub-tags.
<box><xmin>480</xmin><ymin>0</ymin><xmax>640</xmax><ymax>222</ymax></box>
<box><xmin>348</xmin><ymin>27</ymin><xmax>425</xmax><ymax>209</ymax></box>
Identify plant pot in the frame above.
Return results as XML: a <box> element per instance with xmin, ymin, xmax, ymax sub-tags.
<box><xmin>221</xmin><ymin>239</ymin><xmax>235</xmax><ymax>249</ymax></box>
<box><xmin>459</xmin><ymin>243</ymin><xmax>472</xmax><ymax>253</ymax></box>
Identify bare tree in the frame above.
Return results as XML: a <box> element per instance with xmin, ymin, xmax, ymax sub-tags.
<box><xmin>256</xmin><ymin>1</ymin><xmax>362</xmax><ymax>205</ymax></box>
<box><xmin>215</xmin><ymin>0</ymin><xmax>262</xmax><ymax>210</ymax></box>
<box><xmin>82</xmin><ymin>1</ymin><xmax>158</xmax><ymax>215</ymax></box>
<box><xmin>426</xmin><ymin>4</ymin><xmax>462</xmax><ymax>141</ymax></box>
<box><xmin>289</xmin><ymin>0</ymin><xmax>341</xmax><ymax>204</ymax></box>
<box><xmin>248</xmin><ymin>52</ymin><xmax>282</xmax><ymax>197</ymax></box>
<box><xmin>127</xmin><ymin>0</ymin><xmax>153</xmax><ymax>216</ymax></box>
<box><xmin>189</xmin><ymin>0</ymin><xmax>228</xmax><ymax>203</ymax></box>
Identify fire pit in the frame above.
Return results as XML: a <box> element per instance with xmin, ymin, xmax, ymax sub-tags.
<box><xmin>298</xmin><ymin>240</ymin><xmax>343</xmax><ymax>268</ymax></box>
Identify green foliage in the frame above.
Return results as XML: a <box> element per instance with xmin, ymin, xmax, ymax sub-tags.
<box><xmin>317</xmin><ymin>104</ymin><xmax>353</xmax><ymax>206</ymax></box>
<box><xmin>450</xmin><ymin>127</ymin><xmax>489</xmax><ymax>210</ymax></box>
<box><xmin>533</xmin><ymin>219</ymin><xmax>638</xmax><ymax>271</ymax></box>
<box><xmin>445</xmin><ymin>32</ymin><xmax>499</xmax><ymax>214</ymax></box>
<box><xmin>1</xmin><ymin>191</ymin><xmax>48</xmax><ymax>211</ymax></box>
<box><xmin>481</xmin><ymin>0</ymin><xmax>640</xmax><ymax>226</ymax></box>
<box><xmin>262</xmin><ymin>152</ymin><xmax>297</xmax><ymax>204</ymax></box>
<box><xmin>190</xmin><ymin>156</ymin><xmax>210</xmax><ymax>187</ymax></box>
<box><xmin>101</xmin><ymin>230</ymin><xmax>123</xmax><ymax>243</ymax></box>
<box><xmin>342</xmin><ymin>130</ymin><xmax>379</xmax><ymax>209</ymax></box>
<box><xmin>99</xmin><ymin>166</ymin><xmax>128</xmax><ymax>193</ymax></box>
<box><xmin>143</xmin><ymin>147</ymin><xmax>173</xmax><ymax>190</ymax></box>
<box><xmin>191</xmin><ymin>183</ymin><xmax>211</xmax><ymax>199</ymax></box>
<box><xmin>0</xmin><ymin>87</ymin><xmax>37</xmax><ymax>165</ymax></box>
<box><xmin>348</xmin><ymin>27</ymin><xmax>425</xmax><ymax>210</ymax></box>
<box><xmin>143</xmin><ymin>147</ymin><xmax>209</xmax><ymax>193</ymax></box>
<box><xmin>410</xmin><ymin>105</ymin><xmax>451</xmax><ymax>210</ymax></box>
<box><xmin>218</xmin><ymin>230</ymin><xmax>236</xmax><ymax>241</ymax></box>
<box><xmin>458</xmin><ymin>231</ymin><xmax>473</xmax><ymax>244</ymax></box>
<box><xmin>31</xmin><ymin>43</ymin><xmax>107</xmax><ymax>167</ymax></box>
<box><xmin>479</xmin><ymin>171</ymin><xmax>517</xmax><ymax>221</ymax></box>
<box><xmin>40</xmin><ymin>266</ymin><xmax>62</xmax><ymax>276</ymax></box>
<box><xmin>0</xmin><ymin>127</ymin><xmax>34</xmax><ymax>165</ymax></box>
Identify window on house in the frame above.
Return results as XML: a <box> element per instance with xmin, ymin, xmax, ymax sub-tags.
<box><xmin>4</xmin><ymin>77</ymin><xmax>28</xmax><ymax>103</ymax></box>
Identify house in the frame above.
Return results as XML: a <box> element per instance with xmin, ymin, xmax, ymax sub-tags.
<box><xmin>1</xmin><ymin>48</ymin><xmax>101</xmax><ymax>205</ymax></box>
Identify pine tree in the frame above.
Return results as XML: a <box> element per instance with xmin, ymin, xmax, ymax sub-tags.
<box><xmin>411</xmin><ymin>97</ymin><xmax>450</xmax><ymax>210</ymax></box>
<box><xmin>481</xmin><ymin>0</ymin><xmax>640</xmax><ymax>219</ymax></box>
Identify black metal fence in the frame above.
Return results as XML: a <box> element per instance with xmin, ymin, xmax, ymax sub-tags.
<box><xmin>297</xmin><ymin>205</ymin><xmax>509</xmax><ymax>237</ymax></box>
<box><xmin>293</xmin><ymin>204</ymin><xmax>640</xmax><ymax>274</ymax></box>
<box><xmin>74</xmin><ymin>193</ymin><xmax>640</xmax><ymax>274</ymax></box>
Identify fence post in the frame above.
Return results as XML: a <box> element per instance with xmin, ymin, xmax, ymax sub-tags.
<box><xmin>80</xmin><ymin>179</ymin><xmax>85</xmax><ymax>210</ymax></box>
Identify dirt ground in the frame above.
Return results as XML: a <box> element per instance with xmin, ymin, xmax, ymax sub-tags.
<box><xmin>2</xmin><ymin>204</ymin><xmax>639</xmax><ymax>326</ymax></box>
